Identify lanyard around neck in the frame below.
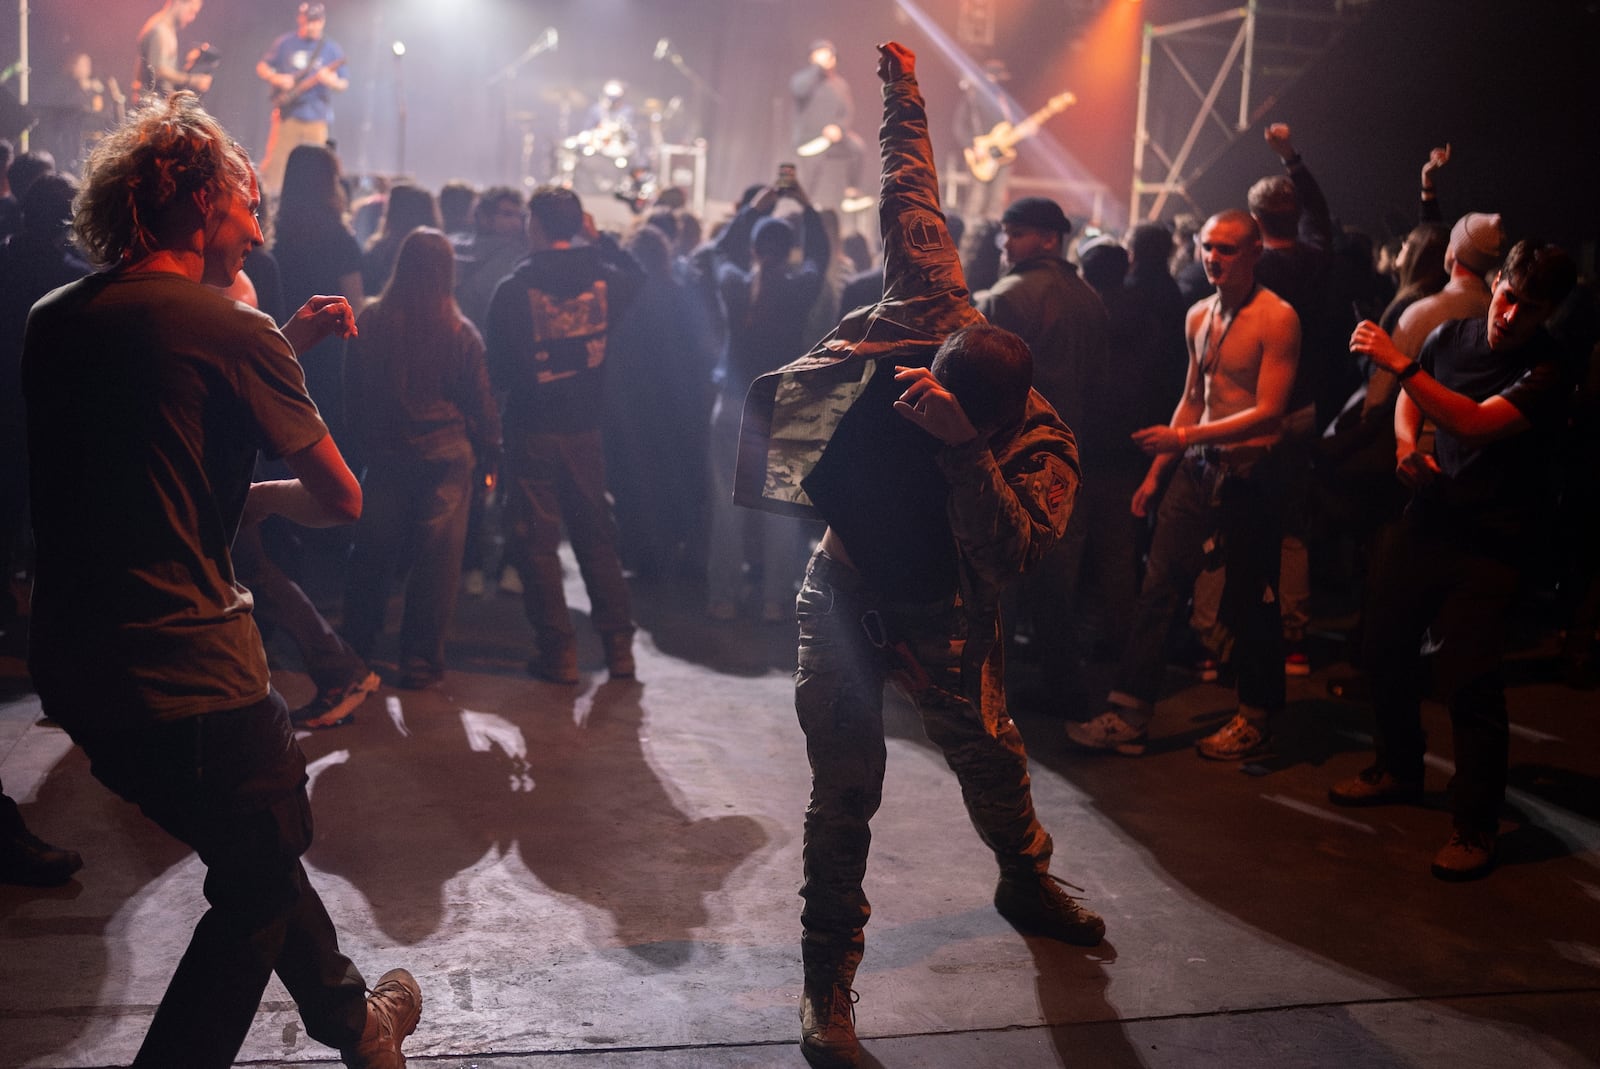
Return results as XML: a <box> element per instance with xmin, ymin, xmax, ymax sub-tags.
<box><xmin>1198</xmin><ymin>283</ymin><xmax>1259</xmax><ymax>378</ymax></box>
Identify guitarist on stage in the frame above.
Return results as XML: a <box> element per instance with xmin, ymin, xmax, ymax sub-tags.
<box><xmin>132</xmin><ymin>0</ymin><xmax>210</xmax><ymax>108</ymax></box>
<box><xmin>256</xmin><ymin>2</ymin><xmax>349</xmax><ymax>198</ymax></box>
<box><xmin>952</xmin><ymin>59</ymin><xmax>1017</xmax><ymax>220</ymax></box>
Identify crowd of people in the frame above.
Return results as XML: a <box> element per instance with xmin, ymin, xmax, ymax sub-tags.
<box><xmin>0</xmin><ymin>19</ymin><xmax>1595</xmax><ymax>1069</ymax></box>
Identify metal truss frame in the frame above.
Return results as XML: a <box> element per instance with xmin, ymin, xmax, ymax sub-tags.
<box><xmin>1130</xmin><ymin>0</ymin><xmax>1369</xmax><ymax>223</ymax></box>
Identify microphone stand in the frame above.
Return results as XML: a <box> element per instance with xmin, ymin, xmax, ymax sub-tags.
<box><xmin>488</xmin><ymin>30</ymin><xmax>557</xmax><ymax>186</ymax></box>
<box><xmin>660</xmin><ymin>46</ymin><xmax>722</xmax><ymax>104</ymax></box>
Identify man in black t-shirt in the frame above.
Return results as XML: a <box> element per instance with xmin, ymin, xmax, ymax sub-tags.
<box><xmin>23</xmin><ymin>92</ymin><xmax>419</xmax><ymax>1067</ymax></box>
<box><xmin>1334</xmin><ymin>240</ymin><xmax>1578</xmax><ymax>882</ymax></box>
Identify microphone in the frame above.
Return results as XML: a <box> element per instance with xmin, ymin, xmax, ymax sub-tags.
<box><xmin>654</xmin><ymin>38</ymin><xmax>670</xmax><ymax>62</ymax></box>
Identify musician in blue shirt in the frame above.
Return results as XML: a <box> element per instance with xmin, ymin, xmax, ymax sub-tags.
<box><xmin>255</xmin><ymin>2</ymin><xmax>348</xmax><ymax>197</ymax></box>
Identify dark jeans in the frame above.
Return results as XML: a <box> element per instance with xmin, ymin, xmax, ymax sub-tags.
<box><xmin>56</xmin><ymin>693</ymin><xmax>367</xmax><ymax>1068</ymax></box>
<box><xmin>1362</xmin><ymin>513</ymin><xmax>1520</xmax><ymax>832</ymax></box>
<box><xmin>795</xmin><ymin>550</ymin><xmax>1052</xmax><ymax>964</ymax></box>
<box><xmin>1113</xmin><ymin>450</ymin><xmax>1286</xmax><ymax>716</ymax></box>
<box><xmin>501</xmin><ymin>427</ymin><xmax>634</xmax><ymax>647</ymax></box>
<box><xmin>343</xmin><ymin>449</ymin><xmax>475</xmax><ymax>673</ymax></box>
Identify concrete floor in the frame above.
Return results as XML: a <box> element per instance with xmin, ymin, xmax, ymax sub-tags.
<box><xmin>3</xmin><ymin>557</ymin><xmax>1599</xmax><ymax>1068</ymax></box>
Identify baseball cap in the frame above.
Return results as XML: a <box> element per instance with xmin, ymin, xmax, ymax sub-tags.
<box><xmin>1001</xmin><ymin>196</ymin><xmax>1073</xmax><ymax>235</ymax></box>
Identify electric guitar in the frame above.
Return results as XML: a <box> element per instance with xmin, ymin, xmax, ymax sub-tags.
<box><xmin>963</xmin><ymin>91</ymin><xmax>1076</xmax><ymax>184</ymax></box>
<box><xmin>183</xmin><ymin>43</ymin><xmax>221</xmax><ymax>95</ymax></box>
<box><xmin>271</xmin><ymin>57</ymin><xmax>346</xmax><ymax>112</ymax></box>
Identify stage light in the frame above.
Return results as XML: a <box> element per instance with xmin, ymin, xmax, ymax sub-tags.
<box><xmin>392</xmin><ymin>41</ymin><xmax>407</xmax><ymax>58</ymax></box>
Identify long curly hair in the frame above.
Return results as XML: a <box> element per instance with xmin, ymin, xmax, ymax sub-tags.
<box><xmin>73</xmin><ymin>91</ymin><xmax>253</xmax><ymax>267</ymax></box>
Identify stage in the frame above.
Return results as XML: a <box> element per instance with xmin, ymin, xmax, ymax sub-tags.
<box><xmin>3</xmin><ymin>550</ymin><xmax>1598</xmax><ymax>1067</ymax></box>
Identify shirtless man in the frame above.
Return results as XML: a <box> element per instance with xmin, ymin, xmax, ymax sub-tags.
<box><xmin>132</xmin><ymin>0</ymin><xmax>210</xmax><ymax>108</ymax></box>
<box><xmin>1067</xmin><ymin>209</ymin><xmax>1301</xmax><ymax>760</ymax></box>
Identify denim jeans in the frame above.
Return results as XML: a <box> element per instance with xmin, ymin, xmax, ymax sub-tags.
<box><xmin>1113</xmin><ymin>450</ymin><xmax>1286</xmax><ymax>718</ymax></box>
<box><xmin>501</xmin><ymin>427</ymin><xmax>635</xmax><ymax>647</ymax></box>
<box><xmin>343</xmin><ymin>447</ymin><xmax>476</xmax><ymax>673</ymax></box>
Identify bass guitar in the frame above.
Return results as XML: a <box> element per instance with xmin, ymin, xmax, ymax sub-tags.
<box><xmin>963</xmin><ymin>91</ymin><xmax>1076</xmax><ymax>184</ymax></box>
<box><xmin>271</xmin><ymin>57</ymin><xmax>346</xmax><ymax>112</ymax></box>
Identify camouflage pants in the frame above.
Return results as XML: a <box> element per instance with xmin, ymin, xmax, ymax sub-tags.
<box><xmin>794</xmin><ymin>549</ymin><xmax>1053</xmax><ymax>964</ymax></box>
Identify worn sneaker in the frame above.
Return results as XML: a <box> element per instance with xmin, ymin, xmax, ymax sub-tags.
<box><xmin>799</xmin><ymin>976</ymin><xmax>860</xmax><ymax>1068</ymax></box>
<box><xmin>1195</xmin><ymin>713</ymin><xmax>1270</xmax><ymax>760</ymax></box>
<box><xmin>994</xmin><ymin>873</ymin><xmax>1106</xmax><ymax>946</ymax></box>
<box><xmin>1284</xmin><ymin>640</ymin><xmax>1311</xmax><ymax>677</ymax></box>
<box><xmin>291</xmin><ymin>671</ymin><xmax>380</xmax><ymax>730</ymax></box>
<box><xmin>342</xmin><ymin>968</ymin><xmax>421</xmax><ymax>1069</ymax></box>
<box><xmin>1065</xmin><ymin>710</ymin><xmax>1148</xmax><ymax>756</ymax></box>
<box><xmin>1431</xmin><ymin>827</ymin><xmax>1497</xmax><ymax>881</ymax></box>
<box><xmin>1328</xmin><ymin>765</ymin><xmax>1422</xmax><ymax>807</ymax></box>
<box><xmin>0</xmin><ymin>827</ymin><xmax>84</xmax><ymax>887</ymax></box>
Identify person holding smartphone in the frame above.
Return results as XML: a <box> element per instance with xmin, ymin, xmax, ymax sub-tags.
<box><xmin>704</xmin><ymin>171</ymin><xmax>830</xmax><ymax>622</ymax></box>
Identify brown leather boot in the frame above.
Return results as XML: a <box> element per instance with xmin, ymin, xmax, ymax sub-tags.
<box><xmin>799</xmin><ymin>968</ymin><xmax>860</xmax><ymax>1068</ymax></box>
<box><xmin>341</xmin><ymin>968</ymin><xmax>421</xmax><ymax>1068</ymax></box>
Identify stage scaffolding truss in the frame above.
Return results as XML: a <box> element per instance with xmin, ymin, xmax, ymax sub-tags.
<box><xmin>1130</xmin><ymin>0</ymin><xmax>1371</xmax><ymax>224</ymax></box>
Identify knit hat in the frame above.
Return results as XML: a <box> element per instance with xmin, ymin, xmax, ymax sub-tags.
<box><xmin>1448</xmin><ymin>212</ymin><xmax>1506</xmax><ymax>275</ymax></box>
<box><xmin>1001</xmin><ymin>196</ymin><xmax>1073</xmax><ymax>235</ymax></box>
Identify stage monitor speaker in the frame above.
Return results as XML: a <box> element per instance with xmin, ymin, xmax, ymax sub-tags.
<box><xmin>0</xmin><ymin>85</ymin><xmax>37</xmax><ymax>143</ymax></box>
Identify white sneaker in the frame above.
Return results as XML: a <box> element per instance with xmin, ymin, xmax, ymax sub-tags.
<box><xmin>1065</xmin><ymin>711</ymin><xmax>1147</xmax><ymax>756</ymax></box>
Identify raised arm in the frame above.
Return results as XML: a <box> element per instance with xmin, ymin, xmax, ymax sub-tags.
<box><xmin>873</xmin><ymin>42</ymin><xmax>973</xmax><ymax>330</ymax></box>
<box><xmin>1264</xmin><ymin>123</ymin><xmax>1332</xmax><ymax>250</ymax></box>
<box><xmin>1419</xmin><ymin>143</ymin><xmax>1449</xmax><ymax>224</ymax></box>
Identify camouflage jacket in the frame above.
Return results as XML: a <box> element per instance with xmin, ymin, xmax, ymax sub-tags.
<box><xmin>734</xmin><ymin>68</ymin><xmax>1079</xmax><ymax>604</ymax></box>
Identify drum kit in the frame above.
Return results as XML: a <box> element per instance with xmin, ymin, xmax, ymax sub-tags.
<box><xmin>549</xmin><ymin>89</ymin><xmax>681</xmax><ymax>207</ymax></box>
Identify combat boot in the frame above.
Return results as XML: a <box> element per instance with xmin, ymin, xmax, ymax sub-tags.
<box><xmin>799</xmin><ymin>967</ymin><xmax>860</xmax><ymax>1069</ymax></box>
<box><xmin>995</xmin><ymin>871</ymin><xmax>1106</xmax><ymax>946</ymax></box>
